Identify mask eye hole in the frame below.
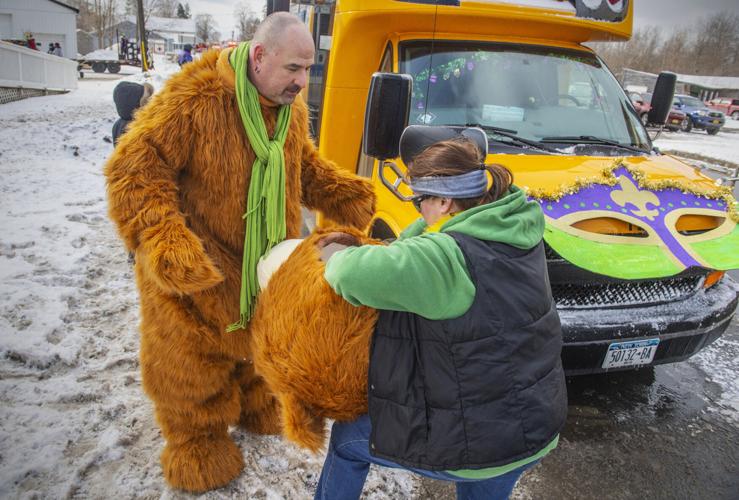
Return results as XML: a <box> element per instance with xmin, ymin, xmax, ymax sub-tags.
<box><xmin>571</xmin><ymin>217</ymin><xmax>649</xmax><ymax>238</ymax></box>
<box><xmin>675</xmin><ymin>215</ymin><xmax>725</xmax><ymax>236</ymax></box>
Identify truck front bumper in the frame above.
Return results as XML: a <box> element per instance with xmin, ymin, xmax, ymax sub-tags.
<box><xmin>559</xmin><ymin>277</ymin><xmax>738</xmax><ymax>375</ymax></box>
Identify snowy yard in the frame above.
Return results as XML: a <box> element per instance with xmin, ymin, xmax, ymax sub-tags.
<box><xmin>1</xmin><ymin>57</ymin><xmax>738</xmax><ymax>499</ymax></box>
<box><xmin>0</xmin><ymin>58</ymin><xmax>419</xmax><ymax>500</ymax></box>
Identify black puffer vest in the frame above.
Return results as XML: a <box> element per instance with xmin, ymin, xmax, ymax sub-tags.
<box><xmin>367</xmin><ymin>232</ymin><xmax>567</xmax><ymax>470</ymax></box>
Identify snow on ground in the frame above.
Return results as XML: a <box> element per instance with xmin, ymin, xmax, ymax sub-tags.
<box><xmin>654</xmin><ymin>120</ymin><xmax>739</xmax><ymax>166</ymax></box>
<box><xmin>1</xmin><ymin>55</ymin><xmax>738</xmax><ymax>498</ymax></box>
<box><xmin>0</xmin><ymin>55</ymin><xmax>419</xmax><ymax>499</ymax></box>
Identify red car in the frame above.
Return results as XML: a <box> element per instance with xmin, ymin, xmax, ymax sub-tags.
<box><xmin>642</xmin><ymin>93</ymin><xmax>689</xmax><ymax>132</ymax></box>
<box><xmin>706</xmin><ymin>97</ymin><xmax>739</xmax><ymax>120</ymax></box>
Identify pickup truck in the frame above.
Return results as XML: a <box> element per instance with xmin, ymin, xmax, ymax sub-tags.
<box><xmin>707</xmin><ymin>97</ymin><xmax>739</xmax><ymax>120</ymax></box>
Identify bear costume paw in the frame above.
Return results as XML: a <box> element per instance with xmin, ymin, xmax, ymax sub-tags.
<box><xmin>161</xmin><ymin>434</ymin><xmax>244</xmax><ymax>492</ymax></box>
<box><xmin>140</xmin><ymin>220</ymin><xmax>224</xmax><ymax>295</ymax></box>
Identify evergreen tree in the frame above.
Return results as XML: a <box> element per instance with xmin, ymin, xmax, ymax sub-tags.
<box><xmin>177</xmin><ymin>3</ymin><xmax>187</xmax><ymax>19</ymax></box>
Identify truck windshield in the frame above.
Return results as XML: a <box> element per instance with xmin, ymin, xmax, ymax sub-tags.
<box><xmin>400</xmin><ymin>41</ymin><xmax>650</xmax><ymax>150</ymax></box>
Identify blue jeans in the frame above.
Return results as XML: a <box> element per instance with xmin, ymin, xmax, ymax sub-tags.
<box><xmin>314</xmin><ymin>415</ymin><xmax>538</xmax><ymax>500</ymax></box>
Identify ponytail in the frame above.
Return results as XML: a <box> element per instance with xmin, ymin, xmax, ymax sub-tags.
<box><xmin>483</xmin><ymin>163</ymin><xmax>513</xmax><ymax>204</ymax></box>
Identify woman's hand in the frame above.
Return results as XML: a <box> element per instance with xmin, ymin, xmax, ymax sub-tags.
<box><xmin>316</xmin><ymin>232</ymin><xmax>361</xmax><ymax>262</ymax></box>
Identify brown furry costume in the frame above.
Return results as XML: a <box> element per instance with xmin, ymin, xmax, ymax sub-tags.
<box><xmin>104</xmin><ymin>49</ymin><xmax>375</xmax><ymax>492</ymax></box>
<box><xmin>249</xmin><ymin>229</ymin><xmax>379</xmax><ymax>452</ymax></box>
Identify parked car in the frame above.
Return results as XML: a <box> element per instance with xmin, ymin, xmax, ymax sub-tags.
<box><xmin>706</xmin><ymin>97</ymin><xmax>739</xmax><ymax>120</ymax></box>
<box><xmin>674</xmin><ymin>94</ymin><xmax>725</xmax><ymax>134</ymax></box>
<box><xmin>629</xmin><ymin>91</ymin><xmax>651</xmax><ymax>125</ymax></box>
<box><xmin>643</xmin><ymin>93</ymin><xmax>689</xmax><ymax>132</ymax></box>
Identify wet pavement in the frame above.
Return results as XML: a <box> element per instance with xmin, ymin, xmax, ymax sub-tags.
<box><xmin>419</xmin><ymin>270</ymin><xmax>739</xmax><ymax>500</ymax></box>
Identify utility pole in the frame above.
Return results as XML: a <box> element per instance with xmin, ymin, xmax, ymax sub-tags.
<box><xmin>136</xmin><ymin>0</ymin><xmax>150</xmax><ymax>72</ymax></box>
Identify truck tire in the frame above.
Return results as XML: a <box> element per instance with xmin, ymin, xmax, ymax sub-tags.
<box><xmin>707</xmin><ymin>128</ymin><xmax>719</xmax><ymax>135</ymax></box>
<box><xmin>640</xmin><ymin>113</ymin><xmax>649</xmax><ymax>126</ymax></box>
<box><xmin>107</xmin><ymin>62</ymin><xmax>121</xmax><ymax>73</ymax></box>
<box><xmin>91</xmin><ymin>62</ymin><xmax>107</xmax><ymax>73</ymax></box>
<box><xmin>681</xmin><ymin>118</ymin><xmax>693</xmax><ymax>133</ymax></box>
<box><xmin>732</xmin><ymin>111</ymin><xmax>739</xmax><ymax>120</ymax></box>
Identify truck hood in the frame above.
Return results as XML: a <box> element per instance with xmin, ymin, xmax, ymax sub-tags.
<box><xmin>493</xmin><ymin>153</ymin><xmax>739</xmax><ymax>279</ymax></box>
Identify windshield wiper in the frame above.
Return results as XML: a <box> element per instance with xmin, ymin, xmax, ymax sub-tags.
<box><xmin>540</xmin><ymin>135</ymin><xmax>650</xmax><ymax>154</ymax></box>
<box><xmin>465</xmin><ymin>124</ymin><xmax>561</xmax><ymax>155</ymax></box>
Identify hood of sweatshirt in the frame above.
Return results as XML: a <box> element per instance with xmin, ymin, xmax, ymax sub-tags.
<box><xmin>113</xmin><ymin>81</ymin><xmax>145</xmax><ymax>120</ymax></box>
<box><xmin>440</xmin><ymin>185</ymin><xmax>544</xmax><ymax>249</ymax></box>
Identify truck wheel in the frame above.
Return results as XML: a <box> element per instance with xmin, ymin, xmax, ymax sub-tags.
<box><xmin>707</xmin><ymin>128</ymin><xmax>719</xmax><ymax>135</ymax></box>
<box><xmin>91</xmin><ymin>62</ymin><xmax>107</xmax><ymax>73</ymax></box>
<box><xmin>640</xmin><ymin>113</ymin><xmax>649</xmax><ymax>126</ymax></box>
<box><xmin>107</xmin><ymin>62</ymin><xmax>121</xmax><ymax>74</ymax></box>
<box><xmin>681</xmin><ymin>118</ymin><xmax>692</xmax><ymax>133</ymax></box>
<box><xmin>732</xmin><ymin>111</ymin><xmax>739</xmax><ymax>120</ymax></box>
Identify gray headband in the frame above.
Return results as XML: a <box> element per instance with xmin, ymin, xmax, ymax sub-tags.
<box><xmin>409</xmin><ymin>170</ymin><xmax>488</xmax><ymax>198</ymax></box>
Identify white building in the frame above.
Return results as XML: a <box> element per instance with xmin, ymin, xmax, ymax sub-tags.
<box><xmin>0</xmin><ymin>0</ymin><xmax>78</xmax><ymax>58</ymax></box>
<box><xmin>126</xmin><ymin>15</ymin><xmax>196</xmax><ymax>53</ymax></box>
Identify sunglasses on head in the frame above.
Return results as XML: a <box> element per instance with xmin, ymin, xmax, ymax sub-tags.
<box><xmin>411</xmin><ymin>194</ymin><xmax>432</xmax><ymax>213</ymax></box>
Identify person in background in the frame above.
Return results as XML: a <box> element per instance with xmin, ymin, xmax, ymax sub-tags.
<box><xmin>25</xmin><ymin>33</ymin><xmax>37</xmax><ymax>50</ymax></box>
<box><xmin>53</xmin><ymin>42</ymin><xmax>63</xmax><ymax>57</ymax></box>
<box><xmin>177</xmin><ymin>44</ymin><xmax>193</xmax><ymax>66</ymax></box>
<box><xmin>314</xmin><ymin>137</ymin><xmax>568</xmax><ymax>500</ymax></box>
<box><xmin>112</xmin><ymin>81</ymin><xmax>155</xmax><ymax>145</ymax></box>
<box><xmin>47</xmin><ymin>42</ymin><xmax>55</xmax><ymax>54</ymax></box>
<box><xmin>120</xmin><ymin>35</ymin><xmax>129</xmax><ymax>58</ymax></box>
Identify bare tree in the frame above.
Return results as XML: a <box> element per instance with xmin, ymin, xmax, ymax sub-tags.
<box><xmin>234</xmin><ymin>2</ymin><xmax>260</xmax><ymax>41</ymax></box>
<box><xmin>195</xmin><ymin>13</ymin><xmax>220</xmax><ymax>44</ymax></box>
<box><xmin>591</xmin><ymin>11</ymin><xmax>739</xmax><ymax>78</ymax></box>
<box><xmin>656</xmin><ymin>28</ymin><xmax>692</xmax><ymax>75</ymax></box>
<box><xmin>90</xmin><ymin>0</ymin><xmax>119</xmax><ymax>48</ymax></box>
<box><xmin>691</xmin><ymin>13</ymin><xmax>739</xmax><ymax>76</ymax></box>
<box><xmin>153</xmin><ymin>0</ymin><xmax>178</xmax><ymax>18</ymax></box>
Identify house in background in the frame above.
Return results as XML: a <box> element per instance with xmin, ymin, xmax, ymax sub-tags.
<box><xmin>0</xmin><ymin>0</ymin><xmax>78</xmax><ymax>58</ymax></box>
<box><xmin>623</xmin><ymin>68</ymin><xmax>739</xmax><ymax>100</ymax></box>
<box><xmin>140</xmin><ymin>16</ymin><xmax>196</xmax><ymax>52</ymax></box>
<box><xmin>94</xmin><ymin>16</ymin><xmax>196</xmax><ymax>55</ymax></box>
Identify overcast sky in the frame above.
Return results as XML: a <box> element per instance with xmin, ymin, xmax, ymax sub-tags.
<box><xmin>187</xmin><ymin>0</ymin><xmax>739</xmax><ymax>43</ymax></box>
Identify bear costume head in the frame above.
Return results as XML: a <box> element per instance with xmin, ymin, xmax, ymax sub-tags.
<box><xmin>249</xmin><ymin>228</ymin><xmax>381</xmax><ymax>451</ymax></box>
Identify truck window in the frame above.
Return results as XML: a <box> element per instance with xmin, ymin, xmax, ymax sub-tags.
<box><xmin>400</xmin><ymin>41</ymin><xmax>649</xmax><ymax>149</ymax></box>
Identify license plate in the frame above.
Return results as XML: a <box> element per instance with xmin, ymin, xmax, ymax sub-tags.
<box><xmin>712</xmin><ymin>120</ymin><xmax>720</xmax><ymax>124</ymax></box>
<box><xmin>602</xmin><ymin>339</ymin><xmax>659</xmax><ymax>369</ymax></box>
<box><xmin>671</xmin><ymin>119</ymin><xmax>679</xmax><ymax>124</ymax></box>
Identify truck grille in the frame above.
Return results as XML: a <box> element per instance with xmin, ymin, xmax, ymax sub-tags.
<box><xmin>551</xmin><ymin>275</ymin><xmax>703</xmax><ymax>309</ymax></box>
<box><xmin>545</xmin><ymin>244</ymin><xmax>705</xmax><ymax>309</ymax></box>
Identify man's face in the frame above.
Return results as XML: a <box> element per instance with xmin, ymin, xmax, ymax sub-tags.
<box><xmin>252</xmin><ymin>25</ymin><xmax>315</xmax><ymax>105</ymax></box>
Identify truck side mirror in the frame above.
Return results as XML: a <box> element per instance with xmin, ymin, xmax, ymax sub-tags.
<box><xmin>647</xmin><ymin>72</ymin><xmax>677</xmax><ymax>126</ymax></box>
<box><xmin>363</xmin><ymin>73</ymin><xmax>412</xmax><ymax>160</ymax></box>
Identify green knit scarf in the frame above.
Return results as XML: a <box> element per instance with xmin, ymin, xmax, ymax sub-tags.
<box><xmin>226</xmin><ymin>42</ymin><xmax>291</xmax><ymax>332</ymax></box>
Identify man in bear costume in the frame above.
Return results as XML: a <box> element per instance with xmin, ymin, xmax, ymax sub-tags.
<box><xmin>104</xmin><ymin>13</ymin><xmax>375</xmax><ymax>493</ymax></box>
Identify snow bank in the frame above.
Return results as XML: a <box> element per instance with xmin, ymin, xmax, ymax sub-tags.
<box><xmin>82</xmin><ymin>49</ymin><xmax>119</xmax><ymax>61</ymax></box>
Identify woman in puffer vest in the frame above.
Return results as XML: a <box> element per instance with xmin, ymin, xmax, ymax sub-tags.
<box><xmin>314</xmin><ymin>135</ymin><xmax>568</xmax><ymax>500</ymax></box>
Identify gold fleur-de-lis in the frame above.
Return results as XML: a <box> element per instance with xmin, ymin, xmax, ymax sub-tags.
<box><xmin>610</xmin><ymin>175</ymin><xmax>660</xmax><ymax>220</ymax></box>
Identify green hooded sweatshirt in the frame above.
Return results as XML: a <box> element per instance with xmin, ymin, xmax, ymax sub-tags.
<box><xmin>325</xmin><ymin>185</ymin><xmax>545</xmax><ymax>320</ymax></box>
<box><xmin>324</xmin><ymin>185</ymin><xmax>557</xmax><ymax>478</ymax></box>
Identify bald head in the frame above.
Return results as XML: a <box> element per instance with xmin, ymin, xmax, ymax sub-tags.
<box><xmin>253</xmin><ymin>12</ymin><xmax>312</xmax><ymax>51</ymax></box>
<box><xmin>247</xmin><ymin>12</ymin><xmax>315</xmax><ymax>105</ymax></box>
